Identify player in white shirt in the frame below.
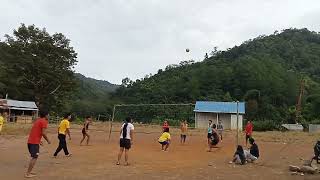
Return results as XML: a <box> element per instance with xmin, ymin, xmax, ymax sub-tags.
<box><xmin>116</xmin><ymin>117</ymin><xmax>134</xmax><ymax>166</ymax></box>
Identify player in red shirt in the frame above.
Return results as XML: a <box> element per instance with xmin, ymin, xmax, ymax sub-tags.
<box><xmin>162</xmin><ymin>120</ymin><xmax>169</xmax><ymax>132</ymax></box>
<box><xmin>245</xmin><ymin>120</ymin><xmax>253</xmax><ymax>147</ymax></box>
<box><xmin>25</xmin><ymin>109</ymin><xmax>51</xmax><ymax>178</ymax></box>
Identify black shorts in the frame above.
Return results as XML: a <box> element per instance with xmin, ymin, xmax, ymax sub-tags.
<box><xmin>246</xmin><ymin>134</ymin><xmax>252</xmax><ymax>140</ymax></box>
<box><xmin>207</xmin><ymin>133</ymin><xmax>212</xmax><ymax>139</ymax></box>
<box><xmin>82</xmin><ymin>128</ymin><xmax>87</xmax><ymax>135</ymax></box>
<box><xmin>120</xmin><ymin>138</ymin><xmax>131</xmax><ymax>149</ymax></box>
<box><xmin>181</xmin><ymin>134</ymin><xmax>186</xmax><ymax>139</ymax></box>
<box><xmin>159</xmin><ymin>141</ymin><xmax>169</xmax><ymax>145</ymax></box>
<box><xmin>211</xmin><ymin>139</ymin><xmax>219</xmax><ymax>145</ymax></box>
<box><xmin>28</xmin><ymin>143</ymin><xmax>39</xmax><ymax>159</ymax></box>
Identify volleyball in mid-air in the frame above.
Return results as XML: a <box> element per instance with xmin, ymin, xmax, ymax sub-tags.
<box><xmin>186</xmin><ymin>48</ymin><xmax>190</xmax><ymax>52</ymax></box>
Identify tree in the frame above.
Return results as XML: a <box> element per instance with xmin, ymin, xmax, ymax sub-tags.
<box><xmin>0</xmin><ymin>24</ymin><xmax>77</xmax><ymax>111</ymax></box>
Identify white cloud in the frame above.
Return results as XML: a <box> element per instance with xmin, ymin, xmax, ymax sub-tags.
<box><xmin>1</xmin><ymin>0</ymin><xmax>319</xmax><ymax>84</ymax></box>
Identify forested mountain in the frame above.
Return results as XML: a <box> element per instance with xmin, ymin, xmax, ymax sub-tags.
<box><xmin>114</xmin><ymin>29</ymin><xmax>320</xmax><ymax>125</ymax></box>
<box><xmin>67</xmin><ymin>73</ymin><xmax>119</xmax><ymax>116</ymax></box>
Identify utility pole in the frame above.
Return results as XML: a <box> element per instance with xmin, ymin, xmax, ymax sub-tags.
<box><xmin>295</xmin><ymin>79</ymin><xmax>305</xmax><ymax>124</ymax></box>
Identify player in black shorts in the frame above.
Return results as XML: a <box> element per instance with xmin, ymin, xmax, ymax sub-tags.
<box><xmin>80</xmin><ymin>116</ymin><xmax>92</xmax><ymax>146</ymax></box>
<box><xmin>208</xmin><ymin>124</ymin><xmax>220</xmax><ymax>152</ymax></box>
<box><xmin>117</xmin><ymin>117</ymin><xmax>134</xmax><ymax>166</ymax></box>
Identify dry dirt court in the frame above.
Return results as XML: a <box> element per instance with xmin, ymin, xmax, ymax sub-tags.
<box><xmin>0</xmin><ymin>123</ymin><xmax>320</xmax><ymax>180</ymax></box>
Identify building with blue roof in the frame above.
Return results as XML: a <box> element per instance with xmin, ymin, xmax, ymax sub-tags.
<box><xmin>194</xmin><ymin>101</ymin><xmax>245</xmax><ymax>130</ymax></box>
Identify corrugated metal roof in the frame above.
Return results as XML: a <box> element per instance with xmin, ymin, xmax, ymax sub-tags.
<box><xmin>0</xmin><ymin>99</ymin><xmax>38</xmax><ymax>110</ymax></box>
<box><xmin>194</xmin><ymin>101</ymin><xmax>245</xmax><ymax>114</ymax></box>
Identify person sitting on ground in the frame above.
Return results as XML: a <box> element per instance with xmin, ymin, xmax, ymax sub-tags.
<box><xmin>245</xmin><ymin>138</ymin><xmax>259</xmax><ymax>162</ymax></box>
<box><xmin>158</xmin><ymin>127</ymin><xmax>171</xmax><ymax>151</ymax></box>
<box><xmin>230</xmin><ymin>145</ymin><xmax>246</xmax><ymax>165</ymax></box>
<box><xmin>310</xmin><ymin>140</ymin><xmax>320</xmax><ymax>164</ymax></box>
<box><xmin>208</xmin><ymin>124</ymin><xmax>220</xmax><ymax>152</ymax></box>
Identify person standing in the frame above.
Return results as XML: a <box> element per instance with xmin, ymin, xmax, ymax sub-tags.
<box><xmin>162</xmin><ymin>120</ymin><xmax>169</xmax><ymax>132</ymax></box>
<box><xmin>180</xmin><ymin>120</ymin><xmax>188</xmax><ymax>144</ymax></box>
<box><xmin>217</xmin><ymin>120</ymin><xmax>224</xmax><ymax>142</ymax></box>
<box><xmin>80</xmin><ymin>116</ymin><xmax>92</xmax><ymax>146</ymax></box>
<box><xmin>117</xmin><ymin>117</ymin><xmax>134</xmax><ymax>166</ymax></box>
<box><xmin>245</xmin><ymin>120</ymin><xmax>253</xmax><ymax>147</ymax></box>
<box><xmin>53</xmin><ymin>113</ymin><xmax>72</xmax><ymax>157</ymax></box>
<box><xmin>0</xmin><ymin>112</ymin><xmax>4</xmax><ymax>134</ymax></box>
<box><xmin>207</xmin><ymin>120</ymin><xmax>213</xmax><ymax>146</ymax></box>
<box><xmin>25</xmin><ymin>109</ymin><xmax>51</xmax><ymax>178</ymax></box>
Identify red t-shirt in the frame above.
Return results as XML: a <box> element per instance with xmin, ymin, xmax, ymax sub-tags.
<box><xmin>163</xmin><ymin>122</ymin><xmax>169</xmax><ymax>129</ymax></box>
<box><xmin>28</xmin><ymin>118</ymin><xmax>48</xmax><ymax>144</ymax></box>
<box><xmin>245</xmin><ymin>123</ymin><xmax>253</xmax><ymax>135</ymax></box>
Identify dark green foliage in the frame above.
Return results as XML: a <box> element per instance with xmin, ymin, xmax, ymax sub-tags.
<box><xmin>252</xmin><ymin>120</ymin><xmax>280</xmax><ymax>131</ymax></box>
<box><xmin>0</xmin><ymin>24</ymin><xmax>77</xmax><ymax>111</ymax></box>
<box><xmin>113</xmin><ymin>105</ymin><xmax>195</xmax><ymax>127</ymax></box>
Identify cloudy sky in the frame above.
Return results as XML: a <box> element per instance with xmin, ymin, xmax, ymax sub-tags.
<box><xmin>1</xmin><ymin>0</ymin><xmax>320</xmax><ymax>84</ymax></box>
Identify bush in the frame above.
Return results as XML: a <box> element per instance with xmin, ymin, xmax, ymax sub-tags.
<box><xmin>252</xmin><ymin>120</ymin><xmax>280</xmax><ymax>131</ymax></box>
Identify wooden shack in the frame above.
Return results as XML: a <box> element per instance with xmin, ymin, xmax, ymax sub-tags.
<box><xmin>0</xmin><ymin>99</ymin><xmax>38</xmax><ymax>123</ymax></box>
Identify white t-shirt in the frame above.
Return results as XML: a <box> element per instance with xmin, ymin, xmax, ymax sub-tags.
<box><xmin>120</xmin><ymin>123</ymin><xmax>134</xmax><ymax>139</ymax></box>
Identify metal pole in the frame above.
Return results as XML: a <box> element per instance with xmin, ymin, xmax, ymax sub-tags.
<box><xmin>236</xmin><ymin>101</ymin><xmax>239</xmax><ymax>146</ymax></box>
<box><xmin>108</xmin><ymin>105</ymin><xmax>116</xmax><ymax>142</ymax></box>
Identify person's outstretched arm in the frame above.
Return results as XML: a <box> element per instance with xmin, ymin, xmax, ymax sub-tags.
<box><xmin>66</xmin><ymin>128</ymin><xmax>71</xmax><ymax>140</ymax></box>
<box><xmin>42</xmin><ymin>128</ymin><xmax>51</xmax><ymax>144</ymax></box>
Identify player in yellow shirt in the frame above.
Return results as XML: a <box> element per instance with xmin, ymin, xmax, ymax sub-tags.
<box><xmin>0</xmin><ymin>112</ymin><xmax>4</xmax><ymax>134</ymax></box>
<box><xmin>53</xmin><ymin>113</ymin><xmax>72</xmax><ymax>157</ymax></box>
<box><xmin>158</xmin><ymin>128</ymin><xmax>171</xmax><ymax>151</ymax></box>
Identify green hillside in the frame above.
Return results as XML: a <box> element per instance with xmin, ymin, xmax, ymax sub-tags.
<box><xmin>114</xmin><ymin>28</ymin><xmax>320</xmax><ymax>125</ymax></box>
<box><xmin>67</xmin><ymin>73</ymin><xmax>119</xmax><ymax>116</ymax></box>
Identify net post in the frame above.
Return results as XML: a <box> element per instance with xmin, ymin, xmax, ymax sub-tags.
<box><xmin>108</xmin><ymin>105</ymin><xmax>117</xmax><ymax>142</ymax></box>
<box><xmin>236</xmin><ymin>101</ymin><xmax>239</xmax><ymax>147</ymax></box>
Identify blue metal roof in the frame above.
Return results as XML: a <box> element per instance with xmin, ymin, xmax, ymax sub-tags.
<box><xmin>194</xmin><ymin>101</ymin><xmax>245</xmax><ymax>114</ymax></box>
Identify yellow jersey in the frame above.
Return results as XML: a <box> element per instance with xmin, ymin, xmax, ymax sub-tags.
<box><xmin>0</xmin><ymin>116</ymin><xmax>4</xmax><ymax>125</ymax></box>
<box><xmin>58</xmin><ymin>119</ymin><xmax>70</xmax><ymax>135</ymax></box>
<box><xmin>158</xmin><ymin>132</ymin><xmax>171</xmax><ymax>142</ymax></box>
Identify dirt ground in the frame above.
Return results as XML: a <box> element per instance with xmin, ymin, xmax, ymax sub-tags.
<box><xmin>0</xmin><ymin>122</ymin><xmax>320</xmax><ymax>180</ymax></box>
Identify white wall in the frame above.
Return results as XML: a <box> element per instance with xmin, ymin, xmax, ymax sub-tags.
<box><xmin>195</xmin><ymin>112</ymin><xmax>216</xmax><ymax>128</ymax></box>
<box><xmin>230</xmin><ymin>114</ymin><xmax>243</xmax><ymax>130</ymax></box>
<box><xmin>196</xmin><ymin>112</ymin><xmax>232</xmax><ymax>129</ymax></box>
